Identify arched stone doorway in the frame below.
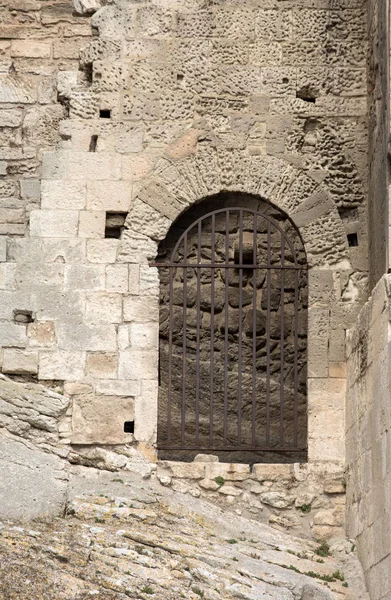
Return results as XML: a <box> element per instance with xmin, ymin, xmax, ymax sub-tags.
<box><xmin>155</xmin><ymin>193</ymin><xmax>308</xmax><ymax>464</ymax></box>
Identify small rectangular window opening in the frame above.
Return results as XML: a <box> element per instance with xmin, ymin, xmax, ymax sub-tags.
<box><xmin>124</xmin><ymin>421</ymin><xmax>134</xmax><ymax>433</ymax></box>
<box><xmin>105</xmin><ymin>212</ymin><xmax>128</xmax><ymax>239</ymax></box>
<box><xmin>99</xmin><ymin>109</ymin><xmax>111</xmax><ymax>119</ymax></box>
<box><xmin>13</xmin><ymin>309</ymin><xmax>34</xmax><ymax>324</ymax></box>
<box><xmin>347</xmin><ymin>233</ymin><xmax>359</xmax><ymax>247</ymax></box>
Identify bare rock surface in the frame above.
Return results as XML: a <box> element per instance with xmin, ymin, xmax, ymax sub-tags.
<box><xmin>0</xmin><ymin>467</ymin><xmax>368</xmax><ymax>600</ymax></box>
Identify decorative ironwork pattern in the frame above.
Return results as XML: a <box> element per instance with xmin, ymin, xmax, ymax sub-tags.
<box><xmin>156</xmin><ymin>207</ymin><xmax>308</xmax><ymax>461</ymax></box>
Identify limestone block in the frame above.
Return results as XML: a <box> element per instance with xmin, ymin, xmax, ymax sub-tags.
<box><xmin>159</xmin><ymin>460</ymin><xmax>205</xmax><ymax>480</ymax></box>
<box><xmin>87</xmin><ymin>181</ymin><xmax>132</xmax><ymax>212</ymax></box>
<box><xmin>57</xmin><ymin>323</ymin><xmax>117</xmax><ymax>352</ymax></box>
<box><xmin>11</xmin><ymin>40</ymin><xmax>51</xmax><ymax>58</ymax></box>
<box><xmin>64</xmin><ymin>382</ymin><xmax>93</xmax><ymax>396</ymax></box>
<box><xmin>260</xmin><ymin>492</ymin><xmax>295</xmax><ymax>508</ymax></box>
<box><xmin>121</xmin><ymin>154</ymin><xmax>155</xmax><ymax>182</ymax></box>
<box><xmin>0</xmin><ymin>432</ymin><xmax>67</xmax><ymax>519</ymax></box>
<box><xmin>0</xmin><ymin>237</ymin><xmax>6</xmax><ymax>262</ymax></box>
<box><xmin>312</xmin><ymin>506</ymin><xmax>344</xmax><ymax>527</ymax></box>
<box><xmin>73</xmin><ymin>0</ymin><xmax>101</xmax><ymax>15</ymax></box>
<box><xmin>252</xmin><ymin>463</ymin><xmax>293</xmax><ymax>481</ymax></box>
<box><xmin>72</xmin><ymin>393</ymin><xmax>134</xmax><ymax>444</ymax></box>
<box><xmin>199</xmin><ymin>479</ymin><xmax>220</xmax><ymax>491</ymax></box>
<box><xmin>64</xmin><ymin>264</ymin><xmax>105</xmax><ymax>291</ymax></box>
<box><xmin>0</xmin><ymin>109</ymin><xmax>23</xmax><ymax>127</ymax></box>
<box><xmin>323</xmin><ymin>479</ymin><xmax>345</xmax><ymax>494</ymax></box>
<box><xmin>30</xmin><ymin>210</ymin><xmax>79</xmax><ymax>238</ymax></box>
<box><xmin>301</xmin><ymin>584</ymin><xmax>336</xmax><ymax>600</ymax></box>
<box><xmin>8</xmin><ymin>238</ymin><xmax>86</xmax><ymax>264</ymax></box>
<box><xmin>106</xmin><ymin>264</ymin><xmax>130</xmax><ymax>293</ymax></box>
<box><xmin>308</xmin><ymin>308</ymin><xmax>329</xmax><ymax>378</ymax></box>
<box><xmin>39</xmin><ymin>351</ymin><xmax>86</xmax><ymax>381</ymax></box>
<box><xmin>85</xmin><ymin>292</ymin><xmax>122</xmax><ymax>324</ymax></box>
<box><xmin>194</xmin><ymin>454</ymin><xmax>219</xmax><ymax>463</ymax></box>
<box><xmin>86</xmin><ymin>353</ymin><xmax>118</xmax><ymax>379</ymax></box>
<box><xmin>42</xmin><ymin>151</ymin><xmax>70</xmax><ymax>179</ymax></box>
<box><xmin>2</xmin><ymin>349</ymin><xmax>38</xmax><ymax>374</ymax></box>
<box><xmin>128</xmin><ymin>264</ymin><xmax>140</xmax><ymax>294</ymax></box>
<box><xmin>308</xmin><ymin>378</ymin><xmax>346</xmax><ymax>412</ymax></box>
<box><xmin>129</xmin><ymin>322</ymin><xmax>159</xmax><ymax>350</ymax></box>
<box><xmin>95</xmin><ymin>379</ymin><xmax>141</xmax><ymax>397</ymax></box>
<box><xmin>205</xmin><ymin>463</ymin><xmax>250</xmax><ymax>481</ymax></box>
<box><xmin>118</xmin><ymin>349</ymin><xmax>158</xmax><ymax>380</ymax></box>
<box><xmin>0</xmin><ymin>263</ymin><xmax>16</xmax><ymax>290</ymax></box>
<box><xmin>135</xmin><ymin>380</ymin><xmax>158</xmax><ymax>443</ymax></box>
<box><xmin>78</xmin><ymin>211</ymin><xmax>105</xmax><ymax>239</ymax></box>
<box><xmin>218</xmin><ymin>485</ymin><xmax>242</xmax><ymax>496</ymax></box>
<box><xmin>86</xmin><ymin>239</ymin><xmax>119</xmax><ymax>264</ymax></box>
<box><xmin>69</xmin><ymin>153</ymin><xmax>121</xmax><ymax>181</ymax></box>
<box><xmin>118</xmin><ymin>233</ymin><xmax>157</xmax><ymax>264</ymax></box>
<box><xmin>128</xmin><ymin>199</ymin><xmax>171</xmax><ymax>242</ymax></box>
<box><xmin>123</xmin><ymin>296</ymin><xmax>158</xmax><ymax>324</ymax></box>
<box><xmin>0</xmin><ymin>323</ymin><xmax>27</xmax><ymax>347</ymax></box>
<box><xmin>41</xmin><ymin>181</ymin><xmax>86</xmax><ymax>210</ymax></box>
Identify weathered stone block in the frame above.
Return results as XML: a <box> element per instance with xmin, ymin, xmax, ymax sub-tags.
<box><xmin>85</xmin><ymin>292</ymin><xmax>122</xmax><ymax>324</ymax></box>
<box><xmin>86</xmin><ymin>352</ymin><xmax>118</xmax><ymax>379</ymax></box>
<box><xmin>78</xmin><ymin>211</ymin><xmax>105</xmax><ymax>239</ymax></box>
<box><xmin>41</xmin><ymin>181</ymin><xmax>86</xmax><ymax>210</ymax></box>
<box><xmin>69</xmin><ymin>153</ymin><xmax>121</xmax><ymax>181</ymax></box>
<box><xmin>135</xmin><ymin>379</ymin><xmax>158</xmax><ymax>443</ymax></box>
<box><xmin>0</xmin><ymin>237</ymin><xmax>6</xmax><ymax>262</ymax></box>
<box><xmin>56</xmin><ymin>322</ymin><xmax>117</xmax><ymax>352</ymax></box>
<box><xmin>85</xmin><ymin>239</ymin><xmax>118</xmax><ymax>265</ymax></box>
<box><xmin>205</xmin><ymin>463</ymin><xmax>250</xmax><ymax>481</ymax></box>
<box><xmin>118</xmin><ymin>349</ymin><xmax>157</xmax><ymax>380</ymax></box>
<box><xmin>72</xmin><ymin>393</ymin><xmax>134</xmax><ymax>444</ymax></box>
<box><xmin>64</xmin><ymin>265</ymin><xmax>105</xmax><ymax>291</ymax></box>
<box><xmin>252</xmin><ymin>464</ymin><xmax>293</xmax><ymax>481</ymax></box>
<box><xmin>2</xmin><ymin>349</ymin><xmax>38</xmax><ymax>374</ymax></box>
<box><xmin>87</xmin><ymin>180</ymin><xmax>132</xmax><ymax>212</ymax></box>
<box><xmin>129</xmin><ymin>322</ymin><xmax>158</xmax><ymax>349</ymax></box>
<box><xmin>30</xmin><ymin>210</ymin><xmax>79</xmax><ymax>238</ymax></box>
<box><xmin>39</xmin><ymin>351</ymin><xmax>86</xmax><ymax>381</ymax></box>
<box><xmin>123</xmin><ymin>296</ymin><xmax>158</xmax><ymax>322</ymax></box>
<box><xmin>106</xmin><ymin>264</ymin><xmax>130</xmax><ymax>293</ymax></box>
<box><xmin>95</xmin><ymin>379</ymin><xmax>141</xmax><ymax>397</ymax></box>
<box><xmin>159</xmin><ymin>460</ymin><xmax>205</xmax><ymax>480</ymax></box>
<box><xmin>0</xmin><ymin>109</ymin><xmax>23</xmax><ymax>127</ymax></box>
<box><xmin>0</xmin><ymin>323</ymin><xmax>27</xmax><ymax>348</ymax></box>
<box><xmin>11</xmin><ymin>40</ymin><xmax>51</xmax><ymax>58</ymax></box>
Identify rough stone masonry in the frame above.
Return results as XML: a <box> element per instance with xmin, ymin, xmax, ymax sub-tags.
<box><xmin>0</xmin><ymin>0</ymin><xmax>376</xmax><ymax>549</ymax></box>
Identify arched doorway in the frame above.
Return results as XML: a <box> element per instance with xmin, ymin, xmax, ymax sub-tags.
<box><xmin>155</xmin><ymin>193</ymin><xmax>308</xmax><ymax>464</ymax></box>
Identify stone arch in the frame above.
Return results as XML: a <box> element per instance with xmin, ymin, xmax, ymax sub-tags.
<box><xmin>120</xmin><ymin>150</ymin><xmax>351</xmax><ymax>272</ymax></box>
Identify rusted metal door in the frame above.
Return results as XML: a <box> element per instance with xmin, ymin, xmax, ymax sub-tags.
<box><xmin>156</xmin><ymin>207</ymin><xmax>307</xmax><ymax>460</ymax></box>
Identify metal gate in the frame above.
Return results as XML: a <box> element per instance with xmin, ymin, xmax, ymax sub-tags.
<box><xmin>155</xmin><ymin>207</ymin><xmax>307</xmax><ymax>457</ymax></box>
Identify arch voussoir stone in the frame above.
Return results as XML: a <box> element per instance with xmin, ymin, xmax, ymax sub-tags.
<box><xmin>126</xmin><ymin>149</ymin><xmax>350</xmax><ymax>270</ymax></box>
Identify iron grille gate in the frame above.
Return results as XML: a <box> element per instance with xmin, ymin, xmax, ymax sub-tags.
<box><xmin>155</xmin><ymin>207</ymin><xmax>307</xmax><ymax>458</ymax></box>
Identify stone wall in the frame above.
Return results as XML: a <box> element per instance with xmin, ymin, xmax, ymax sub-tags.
<box><xmin>346</xmin><ymin>274</ymin><xmax>391</xmax><ymax>600</ymax></box>
<box><xmin>0</xmin><ymin>0</ymin><xmax>372</xmax><ymax>539</ymax></box>
<box><xmin>367</xmin><ymin>0</ymin><xmax>390</xmax><ymax>289</ymax></box>
<box><xmin>0</xmin><ymin>0</ymin><xmax>93</xmax><ymax>236</ymax></box>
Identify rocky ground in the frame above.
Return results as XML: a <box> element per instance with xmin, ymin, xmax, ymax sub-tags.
<box><xmin>0</xmin><ymin>469</ymin><xmax>368</xmax><ymax>600</ymax></box>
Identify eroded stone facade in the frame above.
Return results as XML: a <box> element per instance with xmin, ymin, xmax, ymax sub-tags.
<box><xmin>0</xmin><ymin>0</ymin><xmax>376</xmax><ymax>544</ymax></box>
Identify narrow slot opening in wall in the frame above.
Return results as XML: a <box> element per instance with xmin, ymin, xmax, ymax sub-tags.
<box><xmin>99</xmin><ymin>109</ymin><xmax>111</xmax><ymax>119</ymax></box>
<box><xmin>105</xmin><ymin>212</ymin><xmax>127</xmax><ymax>239</ymax></box>
<box><xmin>124</xmin><ymin>421</ymin><xmax>134</xmax><ymax>433</ymax></box>
<box><xmin>347</xmin><ymin>233</ymin><xmax>359</xmax><ymax>247</ymax></box>
<box><xmin>89</xmin><ymin>135</ymin><xmax>98</xmax><ymax>152</ymax></box>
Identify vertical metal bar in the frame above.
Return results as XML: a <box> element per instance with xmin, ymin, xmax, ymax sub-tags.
<box><xmin>210</xmin><ymin>213</ymin><xmax>216</xmax><ymax>447</ymax></box>
<box><xmin>266</xmin><ymin>221</ymin><xmax>271</xmax><ymax>447</ymax></box>
<box><xmin>279</xmin><ymin>235</ymin><xmax>285</xmax><ymax>447</ymax></box>
<box><xmin>223</xmin><ymin>210</ymin><xmax>230</xmax><ymax>445</ymax></box>
<box><xmin>252</xmin><ymin>214</ymin><xmax>257</xmax><ymax>446</ymax></box>
<box><xmin>167</xmin><ymin>267</ymin><xmax>174</xmax><ymax>444</ymax></box>
<box><xmin>293</xmin><ymin>268</ymin><xmax>299</xmax><ymax>447</ymax></box>
<box><xmin>181</xmin><ymin>234</ymin><xmax>188</xmax><ymax>447</ymax></box>
<box><xmin>195</xmin><ymin>222</ymin><xmax>201</xmax><ymax>447</ymax></box>
<box><xmin>237</xmin><ymin>210</ymin><xmax>243</xmax><ymax>446</ymax></box>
